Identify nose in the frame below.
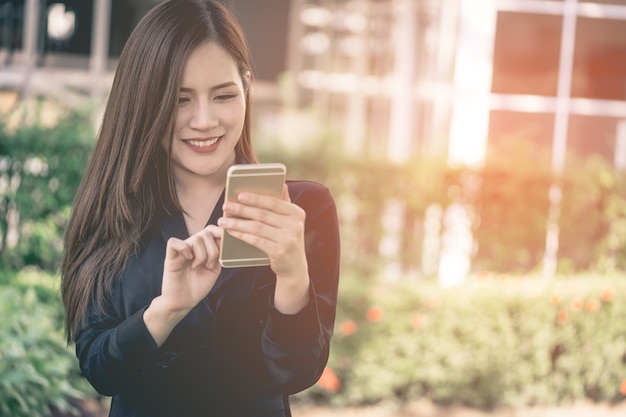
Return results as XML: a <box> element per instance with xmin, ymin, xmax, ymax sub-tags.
<box><xmin>189</xmin><ymin>99</ymin><xmax>218</xmax><ymax>131</ymax></box>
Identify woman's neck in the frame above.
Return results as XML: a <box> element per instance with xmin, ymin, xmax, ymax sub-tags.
<box><xmin>174</xmin><ymin>170</ymin><xmax>228</xmax><ymax>235</ymax></box>
<box><xmin>175</xmin><ymin>174</ymin><xmax>224</xmax><ymax>200</ymax></box>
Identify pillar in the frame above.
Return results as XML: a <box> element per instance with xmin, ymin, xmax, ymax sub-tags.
<box><xmin>89</xmin><ymin>0</ymin><xmax>112</xmax><ymax>97</ymax></box>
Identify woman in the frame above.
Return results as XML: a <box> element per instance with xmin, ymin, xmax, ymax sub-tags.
<box><xmin>60</xmin><ymin>1</ymin><xmax>340</xmax><ymax>416</ymax></box>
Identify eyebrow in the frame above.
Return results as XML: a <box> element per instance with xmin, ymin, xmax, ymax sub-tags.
<box><xmin>179</xmin><ymin>81</ymin><xmax>238</xmax><ymax>92</ymax></box>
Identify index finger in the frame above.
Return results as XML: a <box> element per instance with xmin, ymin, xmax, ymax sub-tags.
<box><xmin>166</xmin><ymin>237</ymin><xmax>194</xmax><ymax>261</ymax></box>
<box><xmin>237</xmin><ymin>189</ymin><xmax>290</xmax><ymax>213</ymax></box>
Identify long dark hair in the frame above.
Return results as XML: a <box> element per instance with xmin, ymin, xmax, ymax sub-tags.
<box><xmin>61</xmin><ymin>0</ymin><xmax>257</xmax><ymax>342</ymax></box>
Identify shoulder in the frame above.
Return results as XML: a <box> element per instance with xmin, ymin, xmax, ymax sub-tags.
<box><xmin>287</xmin><ymin>180</ymin><xmax>340</xmax><ymax>260</ymax></box>
<box><xmin>286</xmin><ymin>179</ymin><xmax>333</xmax><ymax>198</ymax></box>
<box><xmin>286</xmin><ymin>180</ymin><xmax>335</xmax><ymax>211</ymax></box>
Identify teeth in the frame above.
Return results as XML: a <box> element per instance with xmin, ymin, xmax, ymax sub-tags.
<box><xmin>187</xmin><ymin>137</ymin><xmax>220</xmax><ymax>147</ymax></box>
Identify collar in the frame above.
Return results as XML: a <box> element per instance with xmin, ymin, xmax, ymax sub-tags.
<box><xmin>158</xmin><ymin>190</ymin><xmax>225</xmax><ymax>241</ymax></box>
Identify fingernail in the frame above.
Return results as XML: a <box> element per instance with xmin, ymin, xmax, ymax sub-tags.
<box><xmin>218</xmin><ymin>217</ymin><xmax>228</xmax><ymax>227</ymax></box>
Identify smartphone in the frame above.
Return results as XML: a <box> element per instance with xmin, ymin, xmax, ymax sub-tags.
<box><xmin>219</xmin><ymin>163</ymin><xmax>287</xmax><ymax>268</ymax></box>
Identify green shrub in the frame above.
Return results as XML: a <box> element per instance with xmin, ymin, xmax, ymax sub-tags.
<box><xmin>0</xmin><ymin>269</ymin><xmax>92</xmax><ymax>417</ymax></box>
<box><xmin>472</xmin><ymin>138</ymin><xmax>552</xmax><ymax>272</ymax></box>
<box><xmin>296</xmin><ymin>273</ymin><xmax>626</xmax><ymax>410</ymax></box>
<box><xmin>0</xmin><ymin>107</ymin><xmax>94</xmax><ymax>271</ymax></box>
<box><xmin>3</xmin><ymin>269</ymin><xmax>626</xmax><ymax>415</ymax></box>
<box><xmin>259</xmin><ymin>129</ymin><xmax>626</xmax><ymax>275</ymax></box>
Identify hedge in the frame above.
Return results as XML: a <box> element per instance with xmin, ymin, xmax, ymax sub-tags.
<box><xmin>259</xmin><ymin>134</ymin><xmax>626</xmax><ymax>276</ymax></box>
<box><xmin>0</xmin><ymin>269</ymin><xmax>94</xmax><ymax>417</ymax></box>
<box><xmin>296</xmin><ymin>273</ymin><xmax>626</xmax><ymax>410</ymax></box>
<box><xmin>3</xmin><ymin>269</ymin><xmax>626</xmax><ymax>416</ymax></box>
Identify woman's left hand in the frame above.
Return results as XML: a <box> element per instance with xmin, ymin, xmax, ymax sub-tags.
<box><xmin>218</xmin><ymin>184</ymin><xmax>310</xmax><ymax>313</ymax></box>
<box><xmin>218</xmin><ymin>184</ymin><xmax>308</xmax><ymax>280</ymax></box>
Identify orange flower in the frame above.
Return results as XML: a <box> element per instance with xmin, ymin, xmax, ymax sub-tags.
<box><xmin>550</xmin><ymin>294</ymin><xmax>561</xmax><ymax>305</ymax></box>
<box><xmin>621</xmin><ymin>379</ymin><xmax>626</xmax><ymax>396</ymax></box>
<box><xmin>571</xmin><ymin>298</ymin><xmax>583</xmax><ymax>311</ymax></box>
<box><xmin>557</xmin><ymin>309</ymin><xmax>568</xmax><ymax>324</ymax></box>
<box><xmin>426</xmin><ymin>298</ymin><xmax>441</xmax><ymax>309</ymax></box>
<box><xmin>476</xmin><ymin>270</ymin><xmax>491</xmax><ymax>280</ymax></box>
<box><xmin>601</xmin><ymin>287</ymin><xmax>615</xmax><ymax>302</ymax></box>
<box><xmin>339</xmin><ymin>319</ymin><xmax>357</xmax><ymax>336</ymax></box>
<box><xmin>366</xmin><ymin>306</ymin><xmax>384</xmax><ymax>322</ymax></box>
<box><xmin>317</xmin><ymin>367</ymin><xmax>341</xmax><ymax>393</ymax></box>
<box><xmin>585</xmin><ymin>299</ymin><xmax>599</xmax><ymax>313</ymax></box>
<box><xmin>411</xmin><ymin>313</ymin><xmax>426</xmax><ymax>330</ymax></box>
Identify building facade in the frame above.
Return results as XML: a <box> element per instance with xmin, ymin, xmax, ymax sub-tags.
<box><xmin>2</xmin><ymin>0</ymin><xmax>626</xmax><ymax>167</ymax></box>
<box><xmin>287</xmin><ymin>0</ymin><xmax>626</xmax><ymax>169</ymax></box>
<box><xmin>0</xmin><ymin>0</ymin><xmax>289</xmax><ymax>103</ymax></box>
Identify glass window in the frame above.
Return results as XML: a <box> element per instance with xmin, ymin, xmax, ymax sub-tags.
<box><xmin>492</xmin><ymin>12</ymin><xmax>562</xmax><ymax>96</ymax></box>
<box><xmin>583</xmin><ymin>0</ymin><xmax>626</xmax><ymax>5</ymax></box>
<box><xmin>571</xmin><ymin>17</ymin><xmax>626</xmax><ymax>100</ymax></box>
<box><xmin>566</xmin><ymin>115</ymin><xmax>617</xmax><ymax>164</ymax></box>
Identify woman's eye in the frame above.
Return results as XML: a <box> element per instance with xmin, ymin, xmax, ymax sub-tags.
<box><xmin>216</xmin><ymin>94</ymin><xmax>236</xmax><ymax>101</ymax></box>
<box><xmin>178</xmin><ymin>96</ymin><xmax>191</xmax><ymax>104</ymax></box>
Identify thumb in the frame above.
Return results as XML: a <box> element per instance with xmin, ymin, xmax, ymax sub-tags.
<box><xmin>282</xmin><ymin>183</ymin><xmax>291</xmax><ymax>202</ymax></box>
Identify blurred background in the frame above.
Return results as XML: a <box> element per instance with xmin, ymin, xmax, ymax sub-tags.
<box><xmin>1</xmin><ymin>0</ymin><xmax>626</xmax><ymax>416</ymax></box>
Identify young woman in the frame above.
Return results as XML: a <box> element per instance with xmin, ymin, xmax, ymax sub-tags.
<box><xmin>60</xmin><ymin>1</ymin><xmax>340</xmax><ymax>416</ymax></box>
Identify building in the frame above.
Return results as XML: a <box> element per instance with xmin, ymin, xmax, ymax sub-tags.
<box><xmin>0</xmin><ymin>0</ymin><xmax>290</xmax><ymax>106</ymax></box>
<box><xmin>3</xmin><ymin>0</ymin><xmax>626</xmax><ymax>170</ymax></box>
<box><xmin>286</xmin><ymin>0</ymin><xmax>626</xmax><ymax>277</ymax></box>
<box><xmin>288</xmin><ymin>0</ymin><xmax>626</xmax><ymax>170</ymax></box>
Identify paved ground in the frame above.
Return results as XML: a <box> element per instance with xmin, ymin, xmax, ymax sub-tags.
<box><xmin>292</xmin><ymin>400</ymin><xmax>626</xmax><ymax>417</ymax></box>
<box><xmin>78</xmin><ymin>398</ymin><xmax>626</xmax><ymax>417</ymax></box>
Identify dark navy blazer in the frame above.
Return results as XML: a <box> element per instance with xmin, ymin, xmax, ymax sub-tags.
<box><xmin>75</xmin><ymin>180</ymin><xmax>340</xmax><ymax>417</ymax></box>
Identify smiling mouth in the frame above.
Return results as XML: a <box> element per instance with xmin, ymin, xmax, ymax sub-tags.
<box><xmin>184</xmin><ymin>136</ymin><xmax>222</xmax><ymax>147</ymax></box>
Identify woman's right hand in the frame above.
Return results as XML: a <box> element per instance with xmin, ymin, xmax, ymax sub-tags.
<box><xmin>144</xmin><ymin>225</ymin><xmax>222</xmax><ymax>347</ymax></box>
<box><xmin>161</xmin><ymin>224</ymin><xmax>222</xmax><ymax>313</ymax></box>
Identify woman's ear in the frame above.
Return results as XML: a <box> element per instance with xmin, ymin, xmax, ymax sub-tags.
<box><xmin>242</xmin><ymin>71</ymin><xmax>251</xmax><ymax>93</ymax></box>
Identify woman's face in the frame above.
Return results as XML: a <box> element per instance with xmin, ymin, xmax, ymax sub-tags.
<box><xmin>167</xmin><ymin>41</ymin><xmax>248</xmax><ymax>186</ymax></box>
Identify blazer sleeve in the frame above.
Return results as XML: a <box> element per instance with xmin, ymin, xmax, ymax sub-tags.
<box><xmin>75</xmin><ymin>286</ymin><xmax>215</xmax><ymax>396</ymax></box>
<box><xmin>74</xmin><ymin>304</ymin><xmax>159</xmax><ymax>395</ymax></box>
<box><xmin>75</xmin><ymin>296</ymin><xmax>192</xmax><ymax>396</ymax></box>
<box><xmin>261</xmin><ymin>181</ymin><xmax>341</xmax><ymax>393</ymax></box>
